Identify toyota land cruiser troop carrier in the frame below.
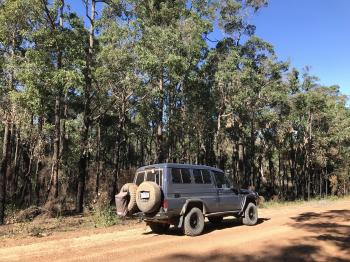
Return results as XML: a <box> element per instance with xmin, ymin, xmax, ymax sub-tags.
<box><xmin>116</xmin><ymin>163</ymin><xmax>259</xmax><ymax>236</ymax></box>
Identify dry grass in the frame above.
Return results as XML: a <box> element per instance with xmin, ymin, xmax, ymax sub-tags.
<box><xmin>0</xmin><ymin>206</ymin><xmax>138</xmax><ymax>240</ymax></box>
<box><xmin>259</xmin><ymin>195</ymin><xmax>350</xmax><ymax>209</ymax></box>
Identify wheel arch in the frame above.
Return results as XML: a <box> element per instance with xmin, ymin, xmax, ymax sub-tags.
<box><xmin>180</xmin><ymin>199</ymin><xmax>206</xmax><ymax>215</ymax></box>
<box><xmin>239</xmin><ymin>194</ymin><xmax>257</xmax><ymax>217</ymax></box>
<box><xmin>177</xmin><ymin>199</ymin><xmax>206</xmax><ymax>228</ymax></box>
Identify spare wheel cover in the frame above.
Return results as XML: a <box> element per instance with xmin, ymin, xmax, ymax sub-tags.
<box><xmin>136</xmin><ymin>181</ymin><xmax>161</xmax><ymax>213</ymax></box>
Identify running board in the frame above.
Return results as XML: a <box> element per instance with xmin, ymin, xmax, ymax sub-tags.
<box><xmin>206</xmin><ymin>211</ymin><xmax>239</xmax><ymax>217</ymax></box>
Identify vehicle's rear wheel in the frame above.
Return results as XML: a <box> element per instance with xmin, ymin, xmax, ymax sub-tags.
<box><xmin>184</xmin><ymin>207</ymin><xmax>205</xmax><ymax>236</ymax></box>
<box><xmin>208</xmin><ymin>216</ymin><xmax>223</xmax><ymax>224</ymax></box>
<box><xmin>242</xmin><ymin>202</ymin><xmax>258</xmax><ymax>226</ymax></box>
<box><xmin>149</xmin><ymin>222</ymin><xmax>170</xmax><ymax>234</ymax></box>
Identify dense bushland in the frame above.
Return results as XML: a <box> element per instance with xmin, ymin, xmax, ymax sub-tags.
<box><xmin>0</xmin><ymin>0</ymin><xmax>349</xmax><ymax>223</ymax></box>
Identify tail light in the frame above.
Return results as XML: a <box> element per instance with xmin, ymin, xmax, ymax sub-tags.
<box><xmin>161</xmin><ymin>199</ymin><xmax>168</xmax><ymax>210</ymax></box>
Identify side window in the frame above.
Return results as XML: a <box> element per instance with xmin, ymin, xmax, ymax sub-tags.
<box><xmin>172</xmin><ymin>168</ymin><xmax>182</xmax><ymax>183</ymax></box>
<box><xmin>193</xmin><ymin>169</ymin><xmax>203</xmax><ymax>184</ymax></box>
<box><xmin>213</xmin><ymin>171</ymin><xmax>228</xmax><ymax>188</ymax></box>
<box><xmin>135</xmin><ymin>172</ymin><xmax>145</xmax><ymax>186</ymax></box>
<box><xmin>181</xmin><ymin>169</ymin><xmax>191</xmax><ymax>183</ymax></box>
<box><xmin>171</xmin><ymin>168</ymin><xmax>192</xmax><ymax>184</ymax></box>
<box><xmin>202</xmin><ymin>170</ymin><xmax>212</xmax><ymax>184</ymax></box>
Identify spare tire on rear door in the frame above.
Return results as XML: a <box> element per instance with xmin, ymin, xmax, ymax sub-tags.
<box><xmin>136</xmin><ymin>181</ymin><xmax>161</xmax><ymax>214</ymax></box>
<box><xmin>120</xmin><ymin>183</ymin><xmax>138</xmax><ymax>214</ymax></box>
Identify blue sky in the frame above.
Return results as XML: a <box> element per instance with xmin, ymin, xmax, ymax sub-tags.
<box><xmin>252</xmin><ymin>0</ymin><xmax>350</xmax><ymax>97</ymax></box>
<box><xmin>68</xmin><ymin>0</ymin><xmax>349</xmax><ymax>98</ymax></box>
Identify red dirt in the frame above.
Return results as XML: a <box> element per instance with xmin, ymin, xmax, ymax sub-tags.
<box><xmin>0</xmin><ymin>199</ymin><xmax>349</xmax><ymax>262</ymax></box>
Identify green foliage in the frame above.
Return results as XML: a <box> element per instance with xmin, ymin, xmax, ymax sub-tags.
<box><xmin>91</xmin><ymin>206</ymin><xmax>120</xmax><ymax>228</ymax></box>
<box><xmin>0</xmin><ymin>0</ymin><xmax>349</xmax><ymax>224</ymax></box>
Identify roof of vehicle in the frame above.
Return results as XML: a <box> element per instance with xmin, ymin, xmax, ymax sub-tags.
<box><xmin>136</xmin><ymin>163</ymin><xmax>224</xmax><ymax>173</ymax></box>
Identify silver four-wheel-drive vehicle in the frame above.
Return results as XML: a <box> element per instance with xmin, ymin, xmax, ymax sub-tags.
<box><xmin>116</xmin><ymin>163</ymin><xmax>259</xmax><ymax>236</ymax></box>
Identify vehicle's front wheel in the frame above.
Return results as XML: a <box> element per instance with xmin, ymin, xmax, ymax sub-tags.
<box><xmin>208</xmin><ymin>216</ymin><xmax>223</xmax><ymax>224</ymax></box>
<box><xmin>242</xmin><ymin>202</ymin><xmax>258</xmax><ymax>226</ymax></box>
<box><xmin>184</xmin><ymin>207</ymin><xmax>205</xmax><ymax>236</ymax></box>
<box><xmin>149</xmin><ymin>222</ymin><xmax>170</xmax><ymax>234</ymax></box>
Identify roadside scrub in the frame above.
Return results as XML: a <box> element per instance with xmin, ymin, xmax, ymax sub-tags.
<box><xmin>259</xmin><ymin>195</ymin><xmax>350</xmax><ymax>209</ymax></box>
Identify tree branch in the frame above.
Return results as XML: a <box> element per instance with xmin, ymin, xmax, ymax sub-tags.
<box><xmin>40</xmin><ymin>0</ymin><xmax>56</xmax><ymax>29</ymax></box>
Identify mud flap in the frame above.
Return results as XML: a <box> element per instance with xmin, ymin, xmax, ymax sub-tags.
<box><xmin>177</xmin><ymin>215</ymin><xmax>184</xmax><ymax>228</ymax></box>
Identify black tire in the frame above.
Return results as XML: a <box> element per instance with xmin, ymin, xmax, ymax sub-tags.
<box><xmin>136</xmin><ymin>181</ymin><xmax>161</xmax><ymax>214</ymax></box>
<box><xmin>120</xmin><ymin>183</ymin><xmax>138</xmax><ymax>213</ymax></box>
<box><xmin>149</xmin><ymin>222</ymin><xmax>170</xmax><ymax>234</ymax></box>
<box><xmin>208</xmin><ymin>216</ymin><xmax>223</xmax><ymax>224</ymax></box>
<box><xmin>242</xmin><ymin>202</ymin><xmax>258</xmax><ymax>226</ymax></box>
<box><xmin>184</xmin><ymin>207</ymin><xmax>205</xmax><ymax>236</ymax></box>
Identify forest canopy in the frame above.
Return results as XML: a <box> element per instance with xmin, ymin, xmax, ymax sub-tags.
<box><xmin>0</xmin><ymin>0</ymin><xmax>349</xmax><ymax>224</ymax></box>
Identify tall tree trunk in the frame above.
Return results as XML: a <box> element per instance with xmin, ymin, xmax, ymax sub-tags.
<box><xmin>232</xmin><ymin>140</ymin><xmax>238</xmax><ymax>186</ymax></box>
<box><xmin>0</xmin><ymin>120</ymin><xmax>11</xmax><ymax>224</ymax></box>
<box><xmin>76</xmin><ymin>0</ymin><xmax>95</xmax><ymax>213</ymax></box>
<box><xmin>250</xmin><ymin>116</ymin><xmax>256</xmax><ymax>187</ymax></box>
<box><xmin>35</xmin><ymin>117</ymin><xmax>43</xmax><ymax>206</ymax></box>
<box><xmin>238</xmin><ymin>136</ymin><xmax>245</xmax><ymax>186</ymax></box>
<box><xmin>76</xmin><ymin>119</ymin><xmax>90</xmax><ymax>213</ymax></box>
<box><xmin>49</xmin><ymin>92</ymin><xmax>61</xmax><ymax>199</ymax></box>
<box><xmin>156</xmin><ymin>76</ymin><xmax>165</xmax><ymax>163</ymax></box>
<box><xmin>109</xmin><ymin>97</ymin><xmax>128</xmax><ymax>204</ymax></box>
<box><xmin>95</xmin><ymin>121</ymin><xmax>101</xmax><ymax>195</ymax></box>
<box><xmin>289</xmin><ymin>137</ymin><xmax>297</xmax><ymax>198</ymax></box>
<box><xmin>10</xmin><ymin>125</ymin><xmax>20</xmax><ymax>200</ymax></box>
<box><xmin>48</xmin><ymin>0</ymin><xmax>65</xmax><ymax>200</ymax></box>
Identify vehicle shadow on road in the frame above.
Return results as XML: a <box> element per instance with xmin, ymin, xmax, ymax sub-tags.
<box><xmin>202</xmin><ymin>217</ymin><xmax>270</xmax><ymax>235</ymax></box>
<box><xmin>143</xmin><ymin>217</ymin><xmax>270</xmax><ymax>237</ymax></box>
<box><xmin>157</xmin><ymin>243</ymin><xmax>324</xmax><ymax>262</ymax></box>
<box><xmin>154</xmin><ymin>209</ymin><xmax>350</xmax><ymax>261</ymax></box>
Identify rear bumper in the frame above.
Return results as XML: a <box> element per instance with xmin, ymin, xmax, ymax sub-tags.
<box><xmin>139</xmin><ymin>209</ymin><xmax>179</xmax><ymax>224</ymax></box>
<box><xmin>143</xmin><ymin>211</ymin><xmax>169</xmax><ymax>222</ymax></box>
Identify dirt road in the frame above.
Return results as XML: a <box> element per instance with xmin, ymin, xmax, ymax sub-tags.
<box><xmin>0</xmin><ymin>199</ymin><xmax>349</xmax><ymax>262</ymax></box>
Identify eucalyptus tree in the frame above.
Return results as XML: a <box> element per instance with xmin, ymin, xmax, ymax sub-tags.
<box><xmin>208</xmin><ymin>0</ymin><xmax>275</xmax><ymax>186</ymax></box>
<box><xmin>0</xmin><ymin>0</ymin><xmax>39</xmax><ymax>223</ymax></box>
<box><xmin>0</xmin><ymin>0</ymin><xmax>348</xmax><ymax>219</ymax></box>
<box><xmin>133</xmin><ymin>0</ymin><xmax>214</xmax><ymax>163</ymax></box>
<box><xmin>75</xmin><ymin>0</ymin><xmax>97</xmax><ymax>213</ymax></box>
<box><xmin>12</xmin><ymin>0</ymin><xmax>85</xmax><ymax>207</ymax></box>
<box><xmin>96</xmin><ymin>1</ymin><xmax>141</xmax><ymax>202</ymax></box>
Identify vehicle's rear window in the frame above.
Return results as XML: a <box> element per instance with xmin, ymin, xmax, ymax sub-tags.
<box><xmin>193</xmin><ymin>169</ymin><xmax>212</xmax><ymax>184</ymax></box>
<box><xmin>146</xmin><ymin>169</ymin><xmax>162</xmax><ymax>186</ymax></box>
<box><xmin>135</xmin><ymin>169</ymin><xmax>162</xmax><ymax>186</ymax></box>
<box><xmin>172</xmin><ymin>168</ymin><xmax>192</xmax><ymax>184</ymax></box>
<box><xmin>135</xmin><ymin>172</ymin><xmax>145</xmax><ymax>185</ymax></box>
